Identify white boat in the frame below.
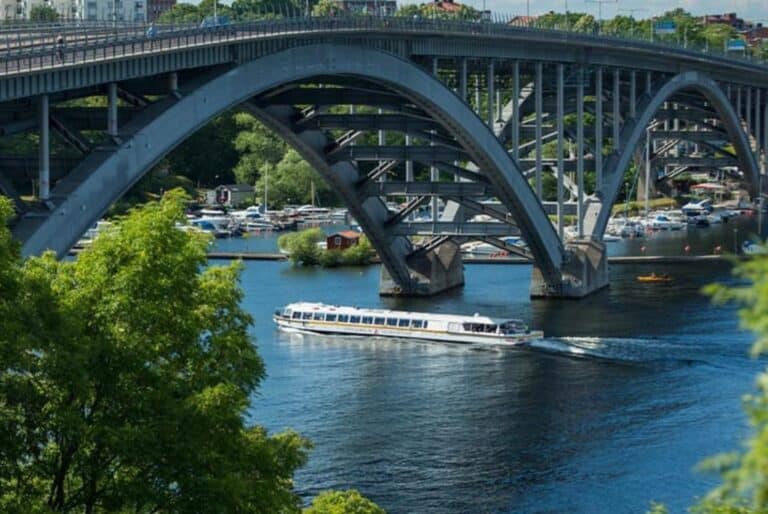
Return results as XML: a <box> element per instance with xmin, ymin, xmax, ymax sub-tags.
<box><xmin>613</xmin><ymin>219</ymin><xmax>644</xmax><ymax>238</ymax></box>
<box><xmin>273</xmin><ymin>303</ymin><xmax>543</xmax><ymax>346</ymax></box>
<box><xmin>742</xmin><ymin>240</ymin><xmax>768</xmax><ymax>255</ymax></box>
<box><xmin>230</xmin><ymin>205</ymin><xmax>265</xmax><ymax>220</ymax></box>
<box><xmin>682</xmin><ymin>199</ymin><xmax>713</xmax><ymax>216</ymax></box>
<box><xmin>644</xmin><ymin>214</ymin><xmax>683</xmax><ymax>231</ymax></box>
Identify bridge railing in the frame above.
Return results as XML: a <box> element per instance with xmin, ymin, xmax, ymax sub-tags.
<box><xmin>0</xmin><ymin>15</ymin><xmax>765</xmax><ymax>76</ymax></box>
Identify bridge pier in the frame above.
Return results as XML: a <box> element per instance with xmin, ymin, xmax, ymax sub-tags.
<box><xmin>530</xmin><ymin>239</ymin><xmax>608</xmax><ymax>299</ymax></box>
<box><xmin>38</xmin><ymin>94</ymin><xmax>50</xmax><ymax>201</ymax></box>
<box><xmin>380</xmin><ymin>241</ymin><xmax>464</xmax><ymax>297</ymax></box>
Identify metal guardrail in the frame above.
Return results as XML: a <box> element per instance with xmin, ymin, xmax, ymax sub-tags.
<box><xmin>0</xmin><ymin>15</ymin><xmax>765</xmax><ymax>77</ymax></box>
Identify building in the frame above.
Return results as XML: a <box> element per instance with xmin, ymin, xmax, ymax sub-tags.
<box><xmin>746</xmin><ymin>26</ymin><xmax>768</xmax><ymax>48</ymax></box>
<box><xmin>334</xmin><ymin>0</ymin><xmax>396</xmax><ymax>16</ymax></box>
<box><xmin>326</xmin><ymin>230</ymin><xmax>361</xmax><ymax>251</ymax></box>
<box><xmin>701</xmin><ymin>12</ymin><xmax>749</xmax><ymax>32</ymax></box>
<box><xmin>206</xmin><ymin>184</ymin><xmax>255</xmax><ymax>207</ymax></box>
<box><xmin>148</xmin><ymin>0</ymin><xmax>174</xmax><ymax>22</ymax></box>
<box><xmin>509</xmin><ymin>15</ymin><xmax>537</xmax><ymax>26</ymax></box>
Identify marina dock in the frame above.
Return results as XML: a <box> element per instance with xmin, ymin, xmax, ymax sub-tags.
<box><xmin>203</xmin><ymin>252</ymin><xmax>733</xmax><ymax>265</ymax></box>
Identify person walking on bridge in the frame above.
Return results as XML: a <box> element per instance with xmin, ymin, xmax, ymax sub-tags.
<box><xmin>55</xmin><ymin>33</ymin><xmax>65</xmax><ymax>63</ymax></box>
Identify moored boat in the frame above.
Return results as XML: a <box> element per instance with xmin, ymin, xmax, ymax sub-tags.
<box><xmin>273</xmin><ymin>303</ymin><xmax>543</xmax><ymax>346</ymax></box>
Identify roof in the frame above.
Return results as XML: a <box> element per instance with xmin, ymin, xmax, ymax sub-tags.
<box><xmin>217</xmin><ymin>184</ymin><xmax>254</xmax><ymax>192</ymax></box>
<box><xmin>426</xmin><ymin>0</ymin><xmax>464</xmax><ymax>13</ymax></box>
<box><xmin>283</xmin><ymin>302</ymin><xmax>522</xmax><ymax>325</ymax></box>
<box><xmin>329</xmin><ymin>230</ymin><xmax>362</xmax><ymax>239</ymax></box>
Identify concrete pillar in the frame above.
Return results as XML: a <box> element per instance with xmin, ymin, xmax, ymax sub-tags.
<box><xmin>487</xmin><ymin>60</ymin><xmax>494</xmax><ymax>127</ymax></box>
<box><xmin>737</xmin><ymin>86</ymin><xmax>742</xmax><ymax>121</ymax></box>
<box><xmin>557</xmin><ymin>64</ymin><xmax>565</xmax><ymax>241</ymax></box>
<box><xmin>378</xmin><ymin>107</ymin><xmax>385</xmax><ymax>182</ymax></box>
<box><xmin>577</xmin><ymin>70</ymin><xmax>585</xmax><ymax>238</ymax></box>
<box><xmin>726</xmin><ymin>83</ymin><xmax>732</xmax><ymax>101</ymax></box>
<box><xmin>107</xmin><ymin>82</ymin><xmax>118</xmax><ymax>137</ymax></box>
<box><xmin>512</xmin><ymin>61</ymin><xmax>520</xmax><ymax>163</ymax></box>
<box><xmin>535</xmin><ymin>61</ymin><xmax>543</xmax><ymax>198</ymax></box>
<box><xmin>168</xmin><ymin>72</ymin><xmax>178</xmax><ymax>93</ymax></box>
<box><xmin>756</xmin><ymin>89</ymin><xmax>762</xmax><ymax>157</ymax></box>
<box><xmin>747</xmin><ymin>87</ymin><xmax>753</xmax><ymax>137</ymax></box>
<box><xmin>613</xmin><ymin>68</ymin><xmax>620</xmax><ymax>152</ymax></box>
<box><xmin>595</xmin><ymin>66</ymin><xmax>603</xmax><ymax>190</ymax></box>
<box><xmin>38</xmin><ymin>94</ymin><xmax>50</xmax><ymax>201</ymax></box>
<box><xmin>645</xmin><ymin>71</ymin><xmax>652</xmax><ymax>95</ymax></box>
<box><xmin>431</xmin><ymin>57</ymin><xmax>439</xmax><ymax>225</ymax></box>
<box><xmin>459</xmin><ymin>58</ymin><xmax>467</xmax><ymax>101</ymax></box>
<box><xmin>474</xmin><ymin>78</ymin><xmax>481</xmax><ymax>115</ymax></box>
<box><xmin>380</xmin><ymin>241</ymin><xmax>464</xmax><ymax>296</ymax></box>
<box><xmin>629</xmin><ymin>70</ymin><xmax>637</xmax><ymax>118</ymax></box>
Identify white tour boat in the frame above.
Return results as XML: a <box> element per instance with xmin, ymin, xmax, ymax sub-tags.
<box><xmin>273</xmin><ymin>302</ymin><xmax>543</xmax><ymax>346</ymax></box>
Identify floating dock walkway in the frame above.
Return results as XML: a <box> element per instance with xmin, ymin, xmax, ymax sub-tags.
<box><xmin>204</xmin><ymin>252</ymin><xmax>732</xmax><ymax>265</ymax></box>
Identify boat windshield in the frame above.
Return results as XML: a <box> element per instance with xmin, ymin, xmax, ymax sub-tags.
<box><xmin>462</xmin><ymin>323</ymin><xmax>499</xmax><ymax>334</ymax></box>
<box><xmin>500</xmin><ymin>321</ymin><xmax>527</xmax><ymax>335</ymax></box>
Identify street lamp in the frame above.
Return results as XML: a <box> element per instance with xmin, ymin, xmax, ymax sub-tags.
<box><xmin>618</xmin><ymin>8</ymin><xmax>647</xmax><ymax>38</ymax></box>
<box><xmin>585</xmin><ymin>0</ymin><xmax>617</xmax><ymax>34</ymax></box>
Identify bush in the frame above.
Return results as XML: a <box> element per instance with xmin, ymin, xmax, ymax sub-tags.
<box><xmin>305</xmin><ymin>490</ymin><xmax>385</xmax><ymax>514</ymax></box>
<box><xmin>278</xmin><ymin>228</ymin><xmax>325</xmax><ymax>266</ymax></box>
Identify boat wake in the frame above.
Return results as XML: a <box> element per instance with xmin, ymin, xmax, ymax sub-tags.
<box><xmin>527</xmin><ymin>336</ymin><xmax>705</xmax><ymax>367</ymax></box>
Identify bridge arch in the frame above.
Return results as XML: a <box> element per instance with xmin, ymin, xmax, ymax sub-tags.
<box><xmin>16</xmin><ymin>44</ymin><xmax>565</xmax><ymax>292</ymax></box>
<box><xmin>592</xmin><ymin>71</ymin><xmax>760</xmax><ymax>239</ymax></box>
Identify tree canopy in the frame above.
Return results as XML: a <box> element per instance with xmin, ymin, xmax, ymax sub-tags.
<box><xmin>0</xmin><ymin>193</ymin><xmax>314</xmax><ymax>513</ymax></box>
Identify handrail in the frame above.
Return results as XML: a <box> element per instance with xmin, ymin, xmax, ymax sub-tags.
<box><xmin>0</xmin><ymin>15</ymin><xmax>764</xmax><ymax>77</ymax></box>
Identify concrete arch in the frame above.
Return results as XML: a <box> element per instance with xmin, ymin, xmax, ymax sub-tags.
<box><xmin>592</xmin><ymin>71</ymin><xmax>759</xmax><ymax>238</ymax></box>
<box><xmin>16</xmin><ymin>44</ymin><xmax>564</xmax><ymax>285</ymax></box>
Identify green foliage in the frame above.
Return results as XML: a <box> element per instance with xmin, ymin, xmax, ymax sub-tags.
<box><xmin>29</xmin><ymin>4</ymin><xmax>59</xmax><ymax>21</ymax></box>
<box><xmin>255</xmin><ymin>149</ymin><xmax>334</xmax><ymax>208</ymax></box>
<box><xmin>279</xmin><ymin>229</ymin><xmax>375</xmax><ymax>267</ymax></box>
<box><xmin>646</xmin><ymin>502</ymin><xmax>669</xmax><ymax>514</ymax></box>
<box><xmin>304</xmin><ymin>490</ymin><xmax>385</xmax><ymax>514</ymax></box>
<box><xmin>0</xmin><ymin>191</ymin><xmax>312</xmax><ymax>513</ymax></box>
<box><xmin>665</xmin><ymin>254</ymin><xmax>768</xmax><ymax>513</ymax></box>
<box><xmin>279</xmin><ymin>227</ymin><xmax>325</xmax><ymax>265</ymax></box>
<box><xmin>395</xmin><ymin>2</ymin><xmax>480</xmax><ymax>21</ymax></box>
<box><xmin>233</xmin><ymin>112</ymin><xmax>288</xmax><ymax>185</ymax></box>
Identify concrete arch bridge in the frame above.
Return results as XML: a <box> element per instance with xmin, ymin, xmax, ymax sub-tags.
<box><xmin>1</xmin><ymin>17</ymin><xmax>766</xmax><ymax>297</ymax></box>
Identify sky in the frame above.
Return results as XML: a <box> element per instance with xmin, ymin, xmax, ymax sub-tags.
<box><xmin>178</xmin><ymin>0</ymin><xmax>768</xmax><ymax>21</ymax></box>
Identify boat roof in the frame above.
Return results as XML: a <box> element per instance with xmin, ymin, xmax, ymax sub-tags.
<box><xmin>284</xmin><ymin>302</ymin><xmax>522</xmax><ymax>325</ymax></box>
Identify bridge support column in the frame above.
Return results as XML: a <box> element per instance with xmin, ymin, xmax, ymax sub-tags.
<box><xmin>487</xmin><ymin>60</ymin><xmax>495</xmax><ymax>127</ymax></box>
<box><xmin>38</xmin><ymin>94</ymin><xmax>50</xmax><ymax>201</ymax></box>
<box><xmin>169</xmin><ymin>72</ymin><xmax>178</xmax><ymax>93</ymax></box>
<box><xmin>595</xmin><ymin>66</ymin><xmax>603</xmax><ymax>189</ymax></box>
<box><xmin>107</xmin><ymin>82</ymin><xmax>118</xmax><ymax>137</ymax></box>
<box><xmin>380</xmin><ymin>241</ymin><xmax>464</xmax><ymax>296</ymax></box>
<box><xmin>530</xmin><ymin>240</ymin><xmax>608</xmax><ymax>298</ymax></box>
<box><xmin>511</xmin><ymin>61</ymin><xmax>520</xmax><ymax>163</ymax></box>
<box><xmin>576</xmin><ymin>69</ymin><xmax>585</xmax><ymax>238</ymax></box>
<box><xmin>613</xmin><ymin>69</ymin><xmax>620</xmax><ymax>151</ymax></box>
<box><xmin>556</xmin><ymin>64</ymin><xmax>565</xmax><ymax>241</ymax></box>
<box><xmin>535</xmin><ymin>62</ymin><xmax>543</xmax><ymax>198</ymax></box>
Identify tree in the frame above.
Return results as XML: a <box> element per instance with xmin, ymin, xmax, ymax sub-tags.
<box><xmin>157</xmin><ymin>3</ymin><xmax>202</xmax><ymax>23</ymax></box>
<box><xmin>312</xmin><ymin>0</ymin><xmax>340</xmax><ymax>16</ymax></box>
<box><xmin>278</xmin><ymin>227</ymin><xmax>325</xmax><ymax>265</ymax></box>
<box><xmin>304</xmin><ymin>490</ymin><xmax>385</xmax><ymax>514</ymax></box>
<box><xmin>29</xmin><ymin>4</ymin><xmax>59</xmax><ymax>21</ymax></box>
<box><xmin>0</xmin><ymin>192</ymin><xmax>313</xmax><ymax>513</ymax></box>
<box><xmin>255</xmin><ymin>148</ymin><xmax>335</xmax><ymax>208</ymax></box>
<box><xmin>233</xmin><ymin>112</ymin><xmax>288</xmax><ymax>186</ymax></box>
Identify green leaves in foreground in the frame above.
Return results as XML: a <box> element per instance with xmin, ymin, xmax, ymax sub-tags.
<box><xmin>0</xmin><ymin>192</ymin><xmax>312</xmax><ymax>513</ymax></box>
<box><xmin>676</xmin><ymin>253</ymin><xmax>768</xmax><ymax>513</ymax></box>
<box><xmin>304</xmin><ymin>490</ymin><xmax>386</xmax><ymax>514</ymax></box>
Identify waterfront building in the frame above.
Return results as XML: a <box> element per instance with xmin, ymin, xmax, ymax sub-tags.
<box><xmin>326</xmin><ymin>230</ymin><xmax>361</xmax><ymax>250</ymax></box>
<box><xmin>206</xmin><ymin>184</ymin><xmax>255</xmax><ymax>207</ymax></box>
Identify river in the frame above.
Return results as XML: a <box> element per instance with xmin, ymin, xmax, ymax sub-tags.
<box><xmin>220</xmin><ymin>218</ymin><xmax>763</xmax><ymax>513</ymax></box>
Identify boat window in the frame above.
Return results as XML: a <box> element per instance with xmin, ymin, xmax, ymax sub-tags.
<box><xmin>374</xmin><ymin>317</ymin><xmax>385</xmax><ymax>325</ymax></box>
<box><xmin>351</xmin><ymin>315</ymin><xmax>362</xmax><ymax>323</ymax></box>
<box><xmin>326</xmin><ymin>314</ymin><xmax>337</xmax><ymax>322</ymax></box>
<box><xmin>292</xmin><ymin>312</ymin><xmax>302</xmax><ymax>319</ymax></box>
<box><xmin>302</xmin><ymin>312</ymin><xmax>312</xmax><ymax>320</ymax></box>
<box><xmin>398</xmin><ymin>319</ymin><xmax>410</xmax><ymax>327</ymax></box>
<box><xmin>412</xmin><ymin>320</ymin><xmax>423</xmax><ymax>329</ymax></box>
<box><xmin>338</xmin><ymin>314</ymin><xmax>349</xmax><ymax>323</ymax></box>
<box><xmin>362</xmin><ymin>316</ymin><xmax>373</xmax><ymax>324</ymax></box>
<box><xmin>386</xmin><ymin>318</ymin><xmax>398</xmax><ymax>326</ymax></box>
<box><xmin>423</xmin><ymin>321</ymin><xmax>429</xmax><ymax>329</ymax></box>
<box><xmin>312</xmin><ymin>312</ymin><xmax>324</xmax><ymax>321</ymax></box>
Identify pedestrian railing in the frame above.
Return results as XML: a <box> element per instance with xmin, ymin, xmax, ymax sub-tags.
<box><xmin>0</xmin><ymin>15</ymin><xmax>764</xmax><ymax>76</ymax></box>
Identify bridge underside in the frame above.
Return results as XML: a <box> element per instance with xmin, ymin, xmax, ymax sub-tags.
<box><xmin>2</xmin><ymin>38</ymin><xmax>766</xmax><ymax>299</ymax></box>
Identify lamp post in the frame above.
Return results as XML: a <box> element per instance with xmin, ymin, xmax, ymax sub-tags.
<box><xmin>585</xmin><ymin>0</ymin><xmax>617</xmax><ymax>34</ymax></box>
<box><xmin>618</xmin><ymin>8</ymin><xmax>647</xmax><ymax>39</ymax></box>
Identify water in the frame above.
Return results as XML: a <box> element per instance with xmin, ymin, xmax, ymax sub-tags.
<box><xmin>226</xmin><ymin>222</ymin><xmax>762</xmax><ymax>513</ymax></box>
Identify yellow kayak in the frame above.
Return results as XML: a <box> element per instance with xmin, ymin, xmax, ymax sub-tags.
<box><xmin>637</xmin><ymin>274</ymin><xmax>673</xmax><ymax>283</ymax></box>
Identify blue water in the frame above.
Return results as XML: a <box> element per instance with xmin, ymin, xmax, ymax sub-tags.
<box><xmin>223</xmin><ymin>224</ymin><xmax>761</xmax><ymax>513</ymax></box>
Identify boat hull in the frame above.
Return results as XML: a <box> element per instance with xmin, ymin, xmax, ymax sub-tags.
<box><xmin>274</xmin><ymin>316</ymin><xmax>542</xmax><ymax>346</ymax></box>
